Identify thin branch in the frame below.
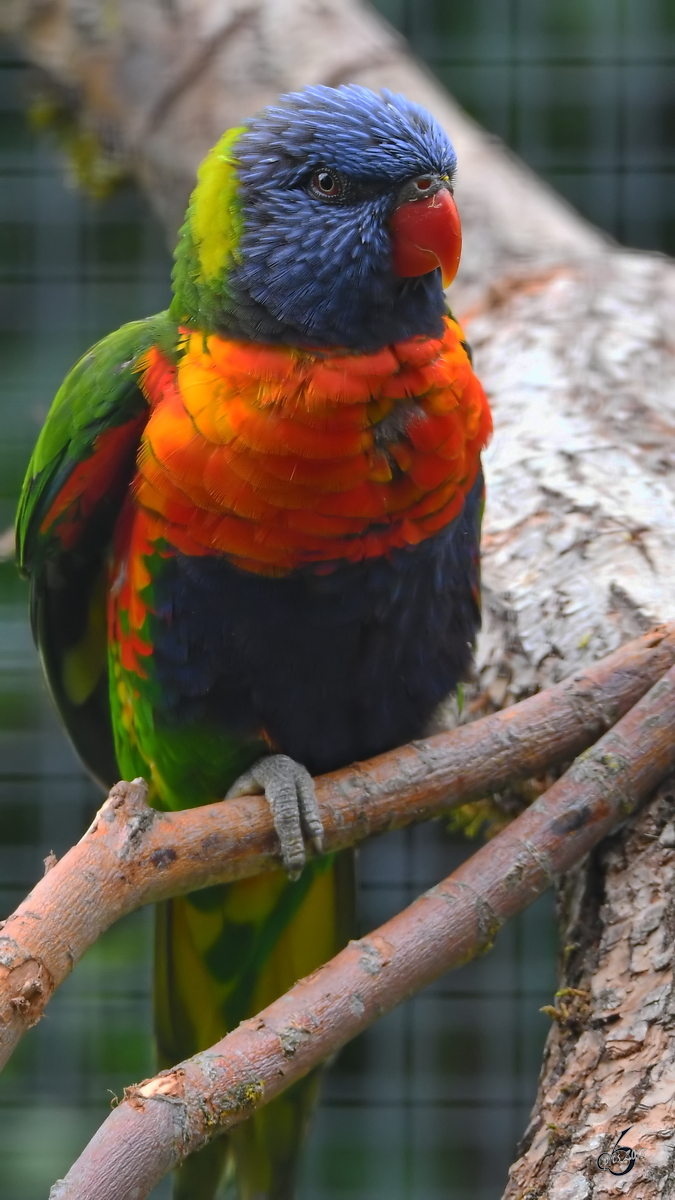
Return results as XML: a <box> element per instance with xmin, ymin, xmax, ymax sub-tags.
<box><xmin>49</xmin><ymin>660</ymin><xmax>675</xmax><ymax>1200</ymax></box>
<box><xmin>0</xmin><ymin>625</ymin><xmax>674</xmax><ymax>1073</ymax></box>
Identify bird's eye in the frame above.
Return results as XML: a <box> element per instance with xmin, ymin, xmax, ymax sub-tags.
<box><xmin>413</xmin><ymin>177</ymin><xmax>434</xmax><ymax>195</ymax></box>
<box><xmin>309</xmin><ymin>169</ymin><xmax>344</xmax><ymax>201</ymax></box>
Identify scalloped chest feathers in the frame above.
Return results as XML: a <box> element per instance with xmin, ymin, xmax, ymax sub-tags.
<box><xmin>133</xmin><ymin>317</ymin><xmax>492</xmax><ymax>576</ymax></box>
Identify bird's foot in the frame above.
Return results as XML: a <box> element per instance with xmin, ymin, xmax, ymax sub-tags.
<box><xmin>225</xmin><ymin>754</ymin><xmax>323</xmax><ymax>880</ymax></box>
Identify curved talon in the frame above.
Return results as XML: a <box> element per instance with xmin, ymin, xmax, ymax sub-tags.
<box><xmin>225</xmin><ymin>754</ymin><xmax>323</xmax><ymax>878</ymax></box>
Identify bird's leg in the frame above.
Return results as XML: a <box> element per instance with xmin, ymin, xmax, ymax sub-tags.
<box><xmin>225</xmin><ymin>754</ymin><xmax>324</xmax><ymax>879</ymax></box>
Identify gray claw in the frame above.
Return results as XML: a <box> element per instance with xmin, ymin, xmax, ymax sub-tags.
<box><xmin>225</xmin><ymin>754</ymin><xmax>323</xmax><ymax>878</ymax></box>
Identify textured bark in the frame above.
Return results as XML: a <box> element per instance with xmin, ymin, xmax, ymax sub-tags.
<box><xmin>1</xmin><ymin>626</ymin><xmax>673</xmax><ymax>1074</ymax></box>
<box><xmin>467</xmin><ymin>254</ymin><xmax>675</xmax><ymax>714</ymax></box>
<box><xmin>503</xmin><ymin>781</ymin><xmax>675</xmax><ymax>1200</ymax></box>
<box><xmin>50</xmin><ymin>665</ymin><xmax>675</xmax><ymax>1200</ymax></box>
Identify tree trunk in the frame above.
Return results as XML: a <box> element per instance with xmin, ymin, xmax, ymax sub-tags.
<box><xmin>503</xmin><ymin>777</ymin><xmax>675</xmax><ymax>1200</ymax></box>
<box><xmin>3</xmin><ymin>2</ymin><xmax>675</xmax><ymax>1196</ymax></box>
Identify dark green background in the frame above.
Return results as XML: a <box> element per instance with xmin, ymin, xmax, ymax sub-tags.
<box><xmin>375</xmin><ymin>0</ymin><xmax>675</xmax><ymax>252</ymax></box>
<box><xmin>4</xmin><ymin>0</ymin><xmax>669</xmax><ymax>1193</ymax></box>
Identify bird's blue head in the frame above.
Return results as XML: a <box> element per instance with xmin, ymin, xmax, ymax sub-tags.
<box><xmin>171</xmin><ymin>85</ymin><xmax>460</xmax><ymax>352</ymax></box>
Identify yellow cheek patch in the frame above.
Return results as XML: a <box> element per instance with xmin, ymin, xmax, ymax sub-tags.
<box><xmin>189</xmin><ymin>126</ymin><xmax>245</xmax><ymax>284</ymax></box>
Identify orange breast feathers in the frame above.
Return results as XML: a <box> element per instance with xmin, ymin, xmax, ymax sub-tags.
<box><xmin>134</xmin><ymin>317</ymin><xmax>492</xmax><ymax>575</ymax></box>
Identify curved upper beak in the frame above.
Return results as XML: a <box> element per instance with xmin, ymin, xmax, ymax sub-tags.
<box><xmin>389</xmin><ymin>180</ymin><xmax>462</xmax><ymax>289</ymax></box>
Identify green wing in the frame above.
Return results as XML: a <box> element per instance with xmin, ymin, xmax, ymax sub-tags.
<box><xmin>16</xmin><ymin>311</ymin><xmax>176</xmax><ymax>786</ymax></box>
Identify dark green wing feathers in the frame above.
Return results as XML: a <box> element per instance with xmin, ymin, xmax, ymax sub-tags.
<box><xmin>16</xmin><ymin>313</ymin><xmax>174</xmax><ymax>786</ymax></box>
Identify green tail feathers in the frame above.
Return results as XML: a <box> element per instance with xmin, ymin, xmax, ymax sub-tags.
<box><xmin>155</xmin><ymin>853</ymin><xmax>355</xmax><ymax>1199</ymax></box>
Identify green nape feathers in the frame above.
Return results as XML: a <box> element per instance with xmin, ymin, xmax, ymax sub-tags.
<box><xmin>170</xmin><ymin>127</ymin><xmax>245</xmax><ymax>329</ymax></box>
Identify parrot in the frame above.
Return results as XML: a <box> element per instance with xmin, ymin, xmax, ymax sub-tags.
<box><xmin>16</xmin><ymin>85</ymin><xmax>492</xmax><ymax>1200</ymax></box>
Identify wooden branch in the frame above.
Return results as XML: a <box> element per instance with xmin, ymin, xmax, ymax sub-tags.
<box><xmin>0</xmin><ymin>625</ymin><xmax>671</xmax><ymax>1075</ymax></box>
<box><xmin>49</xmin><ymin>661</ymin><xmax>675</xmax><ymax>1200</ymax></box>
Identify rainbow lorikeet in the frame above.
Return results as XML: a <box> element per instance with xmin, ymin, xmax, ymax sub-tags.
<box><xmin>16</xmin><ymin>86</ymin><xmax>491</xmax><ymax>1198</ymax></box>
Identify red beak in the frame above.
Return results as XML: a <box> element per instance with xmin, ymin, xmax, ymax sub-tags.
<box><xmin>389</xmin><ymin>188</ymin><xmax>462</xmax><ymax>288</ymax></box>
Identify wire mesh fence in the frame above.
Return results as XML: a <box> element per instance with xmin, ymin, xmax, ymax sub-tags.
<box><xmin>374</xmin><ymin>0</ymin><xmax>675</xmax><ymax>254</ymax></box>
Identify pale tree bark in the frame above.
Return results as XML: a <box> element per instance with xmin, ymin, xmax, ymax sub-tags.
<box><xmin>502</xmin><ymin>781</ymin><xmax>675</xmax><ymax>1200</ymax></box>
<box><xmin>3</xmin><ymin>3</ymin><xmax>675</xmax><ymax>1197</ymax></box>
